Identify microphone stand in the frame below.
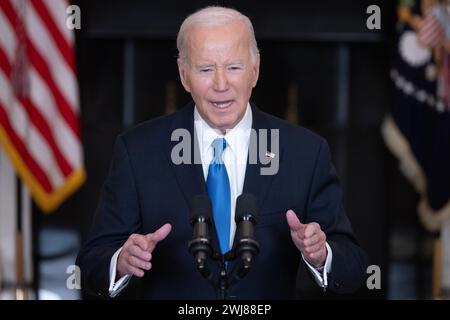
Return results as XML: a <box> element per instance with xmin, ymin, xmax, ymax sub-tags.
<box><xmin>216</xmin><ymin>259</ymin><xmax>228</xmax><ymax>300</ymax></box>
<box><xmin>216</xmin><ymin>235</ymin><xmax>260</xmax><ymax>299</ymax></box>
<box><xmin>189</xmin><ymin>218</ymin><xmax>260</xmax><ymax>299</ymax></box>
<box><xmin>191</xmin><ymin>244</ymin><xmax>260</xmax><ymax>300</ymax></box>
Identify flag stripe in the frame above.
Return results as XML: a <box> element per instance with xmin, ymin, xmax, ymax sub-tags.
<box><xmin>0</xmin><ymin>103</ymin><xmax>53</xmax><ymax>192</ymax></box>
<box><xmin>0</xmin><ymin>46</ymin><xmax>11</xmax><ymax>76</ymax></box>
<box><xmin>20</xmin><ymin>97</ymin><xmax>73</xmax><ymax>177</ymax></box>
<box><xmin>27</xmin><ymin>116</ymin><xmax>65</xmax><ymax>189</ymax></box>
<box><xmin>0</xmin><ymin>9</ymin><xmax>16</xmax><ymax>62</ymax></box>
<box><xmin>1</xmin><ymin>48</ymin><xmax>80</xmax><ymax>177</ymax></box>
<box><xmin>0</xmin><ymin>0</ymin><xmax>81</xmax><ymax>139</ymax></box>
<box><xmin>26</xmin><ymin>41</ymin><xmax>81</xmax><ymax>138</ymax></box>
<box><xmin>0</xmin><ymin>70</ymin><xmax>66</xmax><ymax>189</ymax></box>
<box><xmin>0</xmin><ymin>0</ymin><xmax>17</xmax><ymax>26</ymax></box>
<box><xmin>43</xmin><ymin>0</ymin><xmax>73</xmax><ymax>44</ymax></box>
<box><xmin>30</xmin><ymin>0</ymin><xmax>75</xmax><ymax>71</ymax></box>
<box><xmin>419</xmin><ymin>13</ymin><xmax>445</xmax><ymax>47</ymax></box>
<box><xmin>26</xmin><ymin>3</ymin><xmax>78</xmax><ymax>111</ymax></box>
<box><xmin>28</xmin><ymin>68</ymin><xmax>82</xmax><ymax>169</ymax></box>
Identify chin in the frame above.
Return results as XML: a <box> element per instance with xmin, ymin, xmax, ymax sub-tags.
<box><xmin>211</xmin><ymin>116</ymin><xmax>238</xmax><ymax>131</ymax></box>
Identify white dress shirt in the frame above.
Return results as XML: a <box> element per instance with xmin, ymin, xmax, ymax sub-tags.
<box><xmin>194</xmin><ymin>104</ymin><xmax>252</xmax><ymax>248</ymax></box>
<box><xmin>108</xmin><ymin>103</ymin><xmax>332</xmax><ymax>297</ymax></box>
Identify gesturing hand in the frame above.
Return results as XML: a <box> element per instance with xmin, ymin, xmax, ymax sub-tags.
<box><xmin>117</xmin><ymin>224</ymin><xmax>172</xmax><ymax>278</ymax></box>
<box><xmin>286</xmin><ymin>210</ymin><xmax>327</xmax><ymax>268</ymax></box>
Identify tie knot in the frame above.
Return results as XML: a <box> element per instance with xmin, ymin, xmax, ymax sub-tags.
<box><xmin>212</xmin><ymin>138</ymin><xmax>227</xmax><ymax>163</ymax></box>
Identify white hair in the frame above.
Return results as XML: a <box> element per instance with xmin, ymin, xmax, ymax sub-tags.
<box><xmin>176</xmin><ymin>6</ymin><xmax>259</xmax><ymax>63</ymax></box>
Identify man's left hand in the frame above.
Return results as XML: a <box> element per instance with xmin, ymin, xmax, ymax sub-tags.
<box><xmin>286</xmin><ymin>209</ymin><xmax>327</xmax><ymax>268</ymax></box>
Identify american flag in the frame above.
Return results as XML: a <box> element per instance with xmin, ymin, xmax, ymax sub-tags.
<box><xmin>0</xmin><ymin>0</ymin><xmax>84</xmax><ymax>213</ymax></box>
<box><xmin>418</xmin><ymin>7</ymin><xmax>445</xmax><ymax>47</ymax></box>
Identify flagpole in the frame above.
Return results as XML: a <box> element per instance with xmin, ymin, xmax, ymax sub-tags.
<box><xmin>432</xmin><ymin>238</ymin><xmax>442</xmax><ymax>299</ymax></box>
<box><xmin>21</xmin><ymin>179</ymin><xmax>33</xmax><ymax>299</ymax></box>
<box><xmin>15</xmin><ymin>176</ymin><xmax>25</xmax><ymax>300</ymax></box>
<box><xmin>14</xmin><ymin>176</ymin><xmax>34</xmax><ymax>300</ymax></box>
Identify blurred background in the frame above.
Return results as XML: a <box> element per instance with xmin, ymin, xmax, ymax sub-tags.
<box><xmin>0</xmin><ymin>0</ymin><xmax>449</xmax><ymax>300</ymax></box>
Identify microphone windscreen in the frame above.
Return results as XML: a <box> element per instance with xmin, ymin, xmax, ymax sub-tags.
<box><xmin>235</xmin><ymin>193</ymin><xmax>258</xmax><ymax>223</ymax></box>
<box><xmin>189</xmin><ymin>194</ymin><xmax>212</xmax><ymax>222</ymax></box>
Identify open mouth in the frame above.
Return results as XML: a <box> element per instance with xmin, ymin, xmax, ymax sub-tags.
<box><xmin>210</xmin><ymin>100</ymin><xmax>233</xmax><ymax>109</ymax></box>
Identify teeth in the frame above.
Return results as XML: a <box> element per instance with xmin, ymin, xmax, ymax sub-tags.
<box><xmin>212</xmin><ymin>101</ymin><xmax>232</xmax><ymax>108</ymax></box>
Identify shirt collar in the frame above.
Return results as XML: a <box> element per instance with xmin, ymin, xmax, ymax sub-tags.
<box><xmin>194</xmin><ymin>103</ymin><xmax>252</xmax><ymax>157</ymax></box>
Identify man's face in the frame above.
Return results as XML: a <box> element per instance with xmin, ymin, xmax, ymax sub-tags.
<box><xmin>178</xmin><ymin>21</ymin><xmax>260</xmax><ymax>132</ymax></box>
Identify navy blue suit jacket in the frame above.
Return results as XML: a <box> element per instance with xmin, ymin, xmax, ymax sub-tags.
<box><xmin>76</xmin><ymin>102</ymin><xmax>367</xmax><ymax>299</ymax></box>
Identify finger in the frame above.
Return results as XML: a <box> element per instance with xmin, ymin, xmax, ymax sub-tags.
<box><xmin>152</xmin><ymin>223</ymin><xmax>172</xmax><ymax>242</ymax></box>
<box><xmin>127</xmin><ymin>265</ymin><xmax>145</xmax><ymax>278</ymax></box>
<box><xmin>303</xmin><ymin>231</ymin><xmax>325</xmax><ymax>247</ymax></box>
<box><xmin>129</xmin><ymin>245</ymin><xmax>152</xmax><ymax>261</ymax></box>
<box><xmin>286</xmin><ymin>210</ymin><xmax>306</xmax><ymax>234</ymax></box>
<box><xmin>128</xmin><ymin>255</ymin><xmax>152</xmax><ymax>271</ymax></box>
<box><xmin>146</xmin><ymin>223</ymin><xmax>172</xmax><ymax>251</ymax></box>
<box><xmin>130</xmin><ymin>234</ymin><xmax>149</xmax><ymax>251</ymax></box>
<box><xmin>303</xmin><ymin>240</ymin><xmax>326</xmax><ymax>255</ymax></box>
<box><xmin>304</xmin><ymin>222</ymin><xmax>321</xmax><ymax>238</ymax></box>
<box><xmin>303</xmin><ymin>233</ymin><xmax>320</xmax><ymax>247</ymax></box>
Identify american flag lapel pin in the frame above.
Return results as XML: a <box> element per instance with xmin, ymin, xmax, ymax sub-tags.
<box><xmin>265</xmin><ymin>151</ymin><xmax>276</xmax><ymax>158</ymax></box>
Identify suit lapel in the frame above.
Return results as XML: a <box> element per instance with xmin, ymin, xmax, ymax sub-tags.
<box><xmin>242</xmin><ymin>104</ymin><xmax>279</xmax><ymax>212</ymax></box>
<box><xmin>228</xmin><ymin>104</ymin><xmax>281</xmax><ymax>269</ymax></box>
<box><xmin>164</xmin><ymin>102</ymin><xmax>206</xmax><ymax>205</ymax></box>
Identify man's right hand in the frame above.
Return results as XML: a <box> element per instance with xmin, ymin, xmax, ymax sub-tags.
<box><xmin>117</xmin><ymin>224</ymin><xmax>172</xmax><ymax>278</ymax></box>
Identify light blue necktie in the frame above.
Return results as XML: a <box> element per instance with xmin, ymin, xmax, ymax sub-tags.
<box><xmin>206</xmin><ymin>138</ymin><xmax>231</xmax><ymax>254</ymax></box>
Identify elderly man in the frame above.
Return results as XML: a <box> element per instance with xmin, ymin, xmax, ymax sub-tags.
<box><xmin>76</xmin><ymin>6</ymin><xmax>367</xmax><ymax>299</ymax></box>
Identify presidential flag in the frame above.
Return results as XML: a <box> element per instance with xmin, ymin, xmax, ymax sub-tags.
<box><xmin>0</xmin><ymin>0</ymin><xmax>84</xmax><ymax>213</ymax></box>
<box><xmin>382</xmin><ymin>0</ymin><xmax>450</xmax><ymax>231</ymax></box>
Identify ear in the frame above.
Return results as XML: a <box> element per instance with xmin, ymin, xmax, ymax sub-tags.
<box><xmin>177</xmin><ymin>58</ymin><xmax>191</xmax><ymax>93</ymax></box>
<box><xmin>251</xmin><ymin>53</ymin><xmax>260</xmax><ymax>88</ymax></box>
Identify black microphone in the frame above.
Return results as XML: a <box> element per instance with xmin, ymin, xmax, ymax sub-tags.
<box><xmin>188</xmin><ymin>194</ymin><xmax>213</xmax><ymax>279</ymax></box>
<box><xmin>232</xmin><ymin>194</ymin><xmax>260</xmax><ymax>281</ymax></box>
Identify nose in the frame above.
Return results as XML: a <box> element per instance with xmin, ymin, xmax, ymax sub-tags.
<box><xmin>213</xmin><ymin>68</ymin><xmax>229</xmax><ymax>92</ymax></box>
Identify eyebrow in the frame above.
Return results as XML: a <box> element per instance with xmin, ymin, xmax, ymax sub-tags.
<box><xmin>195</xmin><ymin>62</ymin><xmax>244</xmax><ymax>68</ymax></box>
<box><xmin>195</xmin><ymin>64</ymin><xmax>215</xmax><ymax>68</ymax></box>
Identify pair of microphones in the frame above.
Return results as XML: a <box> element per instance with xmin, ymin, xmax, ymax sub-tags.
<box><xmin>188</xmin><ymin>193</ymin><xmax>260</xmax><ymax>285</ymax></box>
